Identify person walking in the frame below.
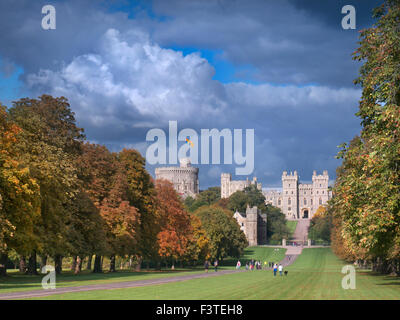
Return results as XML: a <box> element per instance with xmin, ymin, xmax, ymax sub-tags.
<box><xmin>214</xmin><ymin>259</ymin><xmax>218</xmax><ymax>272</ymax></box>
<box><xmin>204</xmin><ymin>260</ymin><xmax>209</xmax><ymax>273</ymax></box>
<box><xmin>245</xmin><ymin>262</ymin><xmax>249</xmax><ymax>270</ymax></box>
<box><xmin>236</xmin><ymin>260</ymin><xmax>241</xmax><ymax>270</ymax></box>
<box><xmin>273</xmin><ymin>263</ymin><xmax>278</xmax><ymax>276</ymax></box>
<box><xmin>278</xmin><ymin>264</ymin><xmax>283</xmax><ymax>276</ymax></box>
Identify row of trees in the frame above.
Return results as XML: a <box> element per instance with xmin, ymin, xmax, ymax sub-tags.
<box><xmin>0</xmin><ymin>95</ymin><xmax>247</xmax><ymax>276</ymax></box>
<box><xmin>329</xmin><ymin>1</ymin><xmax>400</xmax><ymax>274</ymax></box>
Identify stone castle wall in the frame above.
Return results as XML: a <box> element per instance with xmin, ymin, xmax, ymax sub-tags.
<box><xmin>263</xmin><ymin>170</ymin><xmax>331</xmax><ymax>220</ymax></box>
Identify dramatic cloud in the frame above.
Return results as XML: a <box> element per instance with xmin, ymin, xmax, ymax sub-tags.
<box><xmin>26</xmin><ymin>27</ymin><xmax>361</xmax><ymax>187</ymax></box>
<box><xmin>0</xmin><ymin>0</ymin><xmax>377</xmax><ymax>187</ymax></box>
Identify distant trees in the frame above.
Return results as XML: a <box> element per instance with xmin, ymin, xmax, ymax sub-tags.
<box><xmin>308</xmin><ymin>206</ymin><xmax>332</xmax><ymax>242</ymax></box>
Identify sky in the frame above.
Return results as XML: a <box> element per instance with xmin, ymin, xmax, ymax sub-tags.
<box><xmin>0</xmin><ymin>0</ymin><xmax>382</xmax><ymax>189</ymax></box>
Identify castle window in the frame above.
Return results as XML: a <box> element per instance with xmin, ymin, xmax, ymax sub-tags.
<box><xmin>311</xmin><ymin>199</ymin><xmax>313</xmax><ymax>205</ymax></box>
<box><xmin>291</xmin><ymin>191</ymin><xmax>293</xmax><ymax>194</ymax></box>
<box><xmin>286</xmin><ymin>191</ymin><xmax>288</xmax><ymax>194</ymax></box>
<box><xmin>288</xmin><ymin>198</ymin><xmax>291</xmax><ymax>205</ymax></box>
<box><xmin>288</xmin><ymin>207</ymin><xmax>291</xmax><ymax>211</ymax></box>
<box><xmin>317</xmin><ymin>191</ymin><xmax>319</xmax><ymax>194</ymax></box>
<box><xmin>289</xmin><ymin>184</ymin><xmax>290</xmax><ymax>187</ymax></box>
<box><xmin>304</xmin><ymin>199</ymin><xmax>307</xmax><ymax>205</ymax></box>
<box><xmin>278</xmin><ymin>199</ymin><xmax>281</xmax><ymax>205</ymax></box>
<box><xmin>320</xmin><ymin>184</ymin><xmax>322</xmax><ymax>187</ymax></box>
<box><xmin>322</xmin><ymin>191</ymin><xmax>324</xmax><ymax>194</ymax></box>
<box><xmin>319</xmin><ymin>198</ymin><xmax>322</xmax><ymax>205</ymax></box>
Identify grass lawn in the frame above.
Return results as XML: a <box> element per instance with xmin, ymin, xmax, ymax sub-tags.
<box><xmin>26</xmin><ymin>248</ymin><xmax>400</xmax><ymax>300</ymax></box>
<box><xmin>0</xmin><ymin>247</ymin><xmax>284</xmax><ymax>294</ymax></box>
<box><xmin>286</xmin><ymin>220</ymin><xmax>298</xmax><ymax>239</ymax></box>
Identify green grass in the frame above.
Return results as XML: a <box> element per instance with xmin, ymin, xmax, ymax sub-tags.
<box><xmin>286</xmin><ymin>220</ymin><xmax>298</xmax><ymax>239</ymax></box>
<box><xmin>0</xmin><ymin>247</ymin><xmax>282</xmax><ymax>294</ymax></box>
<box><xmin>25</xmin><ymin>248</ymin><xmax>400</xmax><ymax>300</ymax></box>
<box><xmin>0</xmin><ymin>268</ymin><xmax>208</xmax><ymax>294</ymax></box>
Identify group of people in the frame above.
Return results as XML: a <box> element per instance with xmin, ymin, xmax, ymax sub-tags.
<box><xmin>204</xmin><ymin>259</ymin><xmax>286</xmax><ymax>276</ymax></box>
<box><xmin>204</xmin><ymin>260</ymin><xmax>218</xmax><ymax>272</ymax></box>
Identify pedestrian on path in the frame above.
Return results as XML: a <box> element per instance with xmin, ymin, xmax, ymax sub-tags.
<box><xmin>279</xmin><ymin>264</ymin><xmax>283</xmax><ymax>276</ymax></box>
<box><xmin>236</xmin><ymin>260</ymin><xmax>241</xmax><ymax>270</ymax></box>
<box><xmin>214</xmin><ymin>259</ymin><xmax>218</xmax><ymax>272</ymax></box>
<box><xmin>204</xmin><ymin>260</ymin><xmax>209</xmax><ymax>273</ymax></box>
<box><xmin>273</xmin><ymin>263</ymin><xmax>277</xmax><ymax>276</ymax></box>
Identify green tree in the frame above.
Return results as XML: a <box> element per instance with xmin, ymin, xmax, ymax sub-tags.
<box><xmin>194</xmin><ymin>205</ymin><xmax>247</xmax><ymax>260</ymax></box>
<box><xmin>330</xmin><ymin>1</ymin><xmax>400</xmax><ymax>273</ymax></box>
<box><xmin>8</xmin><ymin>95</ymin><xmax>84</xmax><ymax>274</ymax></box>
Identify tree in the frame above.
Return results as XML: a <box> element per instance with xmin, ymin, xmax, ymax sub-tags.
<box><xmin>155</xmin><ymin>179</ymin><xmax>192</xmax><ymax>267</ymax></box>
<box><xmin>0</xmin><ymin>105</ymin><xmax>40</xmax><ymax>276</ymax></box>
<box><xmin>119</xmin><ymin>149</ymin><xmax>158</xmax><ymax>267</ymax></box>
<box><xmin>184</xmin><ymin>187</ymin><xmax>221</xmax><ymax>212</ymax></box>
<box><xmin>194</xmin><ymin>205</ymin><xmax>247</xmax><ymax>260</ymax></box>
<box><xmin>100</xmin><ymin>164</ymin><xmax>140</xmax><ymax>272</ymax></box>
<box><xmin>330</xmin><ymin>1</ymin><xmax>400</xmax><ymax>274</ymax></box>
<box><xmin>77</xmin><ymin>142</ymin><xmax>117</xmax><ymax>273</ymax></box>
<box><xmin>9</xmin><ymin>95</ymin><xmax>85</xmax><ymax>274</ymax></box>
<box><xmin>308</xmin><ymin>206</ymin><xmax>332</xmax><ymax>242</ymax></box>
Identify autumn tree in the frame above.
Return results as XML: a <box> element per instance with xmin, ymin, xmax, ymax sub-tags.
<box><xmin>0</xmin><ymin>104</ymin><xmax>40</xmax><ymax>276</ymax></box>
<box><xmin>330</xmin><ymin>1</ymin><xmax>400</xmax><ymax>274</ymax></box>
<box><xmin>155</xmin><ymin>179</ymin><xmax>192</xmax><ymax>268</ymax></box>
<box><xmin>8</xmin><ymin>95</ymin><xmax>84</xmax><ymax>274</ymax></box>
<box><xmin>119</xmin><ymin>149</ymin><xmax>158</xmax><ymax>268</ymax></box>
<box><xmin>100</xmin><ymin>163</ymin><xmax>140</xmax><ymax>272</ymax></box>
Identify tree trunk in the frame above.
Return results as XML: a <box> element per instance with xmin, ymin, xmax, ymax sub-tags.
<box><xmin>93</xmin><ymin>255</ymin><xmax>102</xmax><ymax>273</ymax></box>
<box><xmin>19</xmin><ymin>256</ymin><xmax>27</xmax><ymax>273</ymax></box>
<box><xmin>86</xmin><ymin>255</ymin><xmax>92</xmax><ymax>270</ymax></box>
<box><xmin>135</xmin><ymin>257</ymin><xmax>142</xmax><ymax>271</ymax></box>
<box><xmin>26</xmin><ymin>251</ymin><xmax>39</xmax><ymax>275</ymax></box>
<box><xmin>40</xmin><ymin>255</ymin><xmax>48</xmax><ymax>270</ymax></box>
<box><xmin>0</xmin><ymin>253</ymin><xmax>8</xmax><ymax>277</ymax></box>
<box><xmin>110</xmin><ymin>255</ymin><xmax>116</xmax><ymax>272</ymax></box>
<box><xmin>74</xmin><ymin>256</ymin><xmax>81</xmax><ymax>275</ymax></box>
<box><xmin>54</xmin><ymin>255</ymin><xmax>63</xmax><ymax>274</ymax></box>
<box><xmin>71</xmin><ymin>256</ymin><xmax>77</xmax><ymax>271</ymax></box>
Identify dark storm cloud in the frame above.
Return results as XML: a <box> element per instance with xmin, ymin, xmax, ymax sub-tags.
<box><xmin>0</xmin><ymin>0</ymin><xmax>372</xmax><ymax>188</ymax></box>
<box><xmin>144</xmin><ymin>0</ymin><xmax>379</xmax><ymax>87</ymax></box>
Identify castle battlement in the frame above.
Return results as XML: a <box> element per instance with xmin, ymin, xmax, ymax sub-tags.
<box><xmin>263</xmin><ymin>170</ymin><xmax>331</xmax><ymax>220</ymax></box>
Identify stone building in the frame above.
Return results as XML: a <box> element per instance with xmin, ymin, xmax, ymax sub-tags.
<box><xmin>155</xmin><ymin>158</ymin><xmax>199</xmax><ymax>199</ymax></box>
<box><xmin>233</xmin><ymin>205</ymin><xmax>267</xmax><ymax>246</ymax></box>
<box><xmin>221</xmin><ymin>173</ymin><xmax>262</xmax><ymax>198</ymax></box>
<box><xmin>263</xmin><ymin>170</ymin><xmax>332</xmax><ymax>220</ymax></box>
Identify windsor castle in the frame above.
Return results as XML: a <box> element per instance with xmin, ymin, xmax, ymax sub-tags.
<box><xmin>155</xmin><ymin>159</ymin><xmax>331</xmax><ymax>245</ymax></box>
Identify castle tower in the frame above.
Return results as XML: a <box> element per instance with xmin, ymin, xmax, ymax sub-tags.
<box><xmin>155</xmin><ymin>158</ymin><xmax>199</xmax><ymax>199</ymax></box>
<box><xmin>311</xmin><ymin>170</ymin><xmax>329</xmax><ymax>217</ymax></box>
<box><xmin>282</xmin><ymin>171</ymin><xmax>299</xmax><ymax>219</ymax></box>
<box><xmin>245</xmin><ymin>205</ymin><xmax>258</xmax><ymax>246</ymax></box>
<box><xmin>221</xmin><ymin>173</ymin><xmax>232</xmax><ymax>198</ymax></box>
